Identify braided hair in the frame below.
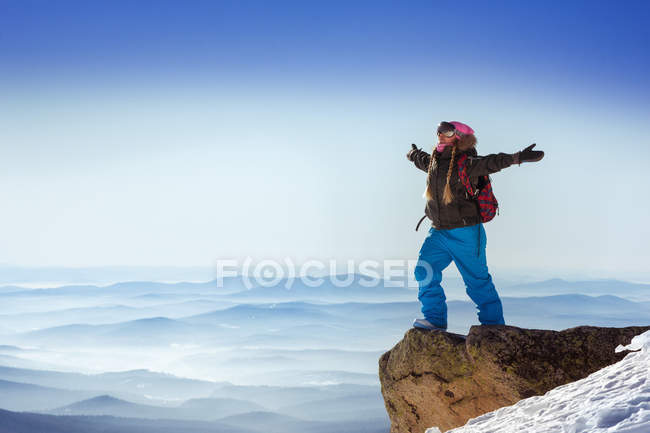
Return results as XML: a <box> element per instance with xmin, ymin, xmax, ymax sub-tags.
<box><xmin>424</xmin><ymin>141</ymin><xmax>458</xmax><ymax>205</ymax></box>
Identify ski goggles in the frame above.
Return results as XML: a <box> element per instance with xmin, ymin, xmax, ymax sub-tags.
<box><xmin>436</xmin><ymin>121</ymin><xmax>457</xmax><ymax>137</ymax></box>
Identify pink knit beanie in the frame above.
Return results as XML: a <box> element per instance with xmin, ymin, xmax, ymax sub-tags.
<box><xmin>449</xmin><ymin>121</ymin><xmax>474</xmax><ymax>136</ymax></box>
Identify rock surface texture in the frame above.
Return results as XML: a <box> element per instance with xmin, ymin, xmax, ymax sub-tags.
<box><xmin>378</xmin><ymin>325</ymin><xmax>650</xmax><ymax>433</ymax></box>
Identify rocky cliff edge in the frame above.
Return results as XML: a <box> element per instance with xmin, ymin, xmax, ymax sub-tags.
<box><xmin>378</xmin><ymin>325</ymin><xmax>650</xmax><ymax>433</ymax></box>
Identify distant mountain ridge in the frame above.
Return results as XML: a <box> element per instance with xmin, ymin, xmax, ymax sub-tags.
<box><xmin>48</xmin><ymin>394</ymin><xmax>266</xmax><ymax>420</ymax></box>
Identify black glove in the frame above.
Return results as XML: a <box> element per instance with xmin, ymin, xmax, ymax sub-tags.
<box><xmin>406</xmin><ymin>143</ymin><xmax>420</xmax><ymax>161</ymax></box>
<box><xmin>513</xmin><ymin>143</ymin><xmax>544</xmax><ymax>165</ymax></box>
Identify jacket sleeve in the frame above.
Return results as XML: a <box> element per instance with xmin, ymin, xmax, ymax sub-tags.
<box><xmin>411</xmin><ymin>149</ymin><xmax>431</xmax><ymax>173</ymax></box>
<box><xmin>465</xmin><ymin>153</ymin><xmax>515</xmax><ymax>179</ymax></box>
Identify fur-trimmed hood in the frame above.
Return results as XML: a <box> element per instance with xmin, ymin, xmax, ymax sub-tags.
<box><xmin>456</xmin><ymin>133</ymin><xmax>477</xmax><ymax>152</ymax></box>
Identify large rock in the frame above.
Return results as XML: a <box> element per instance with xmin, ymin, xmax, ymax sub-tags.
<box><xmin>378</xmin><ymin>325</ymin><xmax>650</xmax><ymax>433</ymax></box>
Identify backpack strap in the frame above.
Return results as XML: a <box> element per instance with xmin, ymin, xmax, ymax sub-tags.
<box><xmin>415</xmin><ymin>214</ymin><xmax>427</xmax><ymax>231</ymax></box>
<box><xmin>456</xmin><ymin>154</ymin><xmax>477</xmax><ymax>198</ymax></box>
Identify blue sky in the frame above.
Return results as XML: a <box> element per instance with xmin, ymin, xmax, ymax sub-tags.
<box><xmin>1</xmin><ymin>0</ymin><xmax>649</xmax><ymax>280</ymax></box>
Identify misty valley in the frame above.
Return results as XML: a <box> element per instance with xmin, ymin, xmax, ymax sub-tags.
<box><xmin>1</xmin><ymin>274</ymin><xmax>649</xmax><ymax>433</ymax></box>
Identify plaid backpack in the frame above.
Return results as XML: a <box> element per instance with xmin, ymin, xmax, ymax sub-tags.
<box><xmin>456</xmin><ymin>154</ymin><xmax>499</xmax><ymax>223</ymax></box>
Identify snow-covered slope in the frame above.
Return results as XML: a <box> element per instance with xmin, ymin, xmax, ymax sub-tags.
<box><xmin>427</xmin><ymin>330</ymin><xmax>650</xmax><ymax>433</ymax></box>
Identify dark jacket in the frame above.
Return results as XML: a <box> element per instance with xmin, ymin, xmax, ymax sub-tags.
<box><xmin>410</xmin><ymin>143</ymin><xmax>514</xmax><ymax>230</ymax></box>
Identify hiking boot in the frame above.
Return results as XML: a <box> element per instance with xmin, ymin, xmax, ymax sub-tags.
<box><xmin>412</xmin><ymin>318</ymin><xmax>447</xmax><ymax>331</ymax></box>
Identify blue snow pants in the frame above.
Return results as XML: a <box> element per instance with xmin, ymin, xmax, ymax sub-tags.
<box><xmin>414</xmin><ymin>223</ymin><xmax>505</xmax><ymax>329</ymax></box>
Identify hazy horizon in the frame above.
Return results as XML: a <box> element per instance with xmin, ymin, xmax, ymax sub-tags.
<box><xmin>3</xmin><ymin>264</ymin><xmax>650</xmax><ymax>288</ymax></box>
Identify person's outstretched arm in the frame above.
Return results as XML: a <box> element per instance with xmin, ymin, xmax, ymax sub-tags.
<box><xmin>466</xmin><ymin>143</ymin><xmax>544</xmax><ymax>179</ymax></box>
<box><xmin>406</xmin><ymin>143</ymin><xmax>431</xmax><ymax>173</ymax></box>
<box><xmin>464</xmin><ymin>152</ymin><xmax>515</xmax><ymax>178</ymax></box>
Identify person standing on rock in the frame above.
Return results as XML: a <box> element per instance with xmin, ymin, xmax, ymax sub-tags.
<box><xmin>406</xmin><ymin>121</ymin><xmax>544</xmax><ymax>331</ymax></box>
